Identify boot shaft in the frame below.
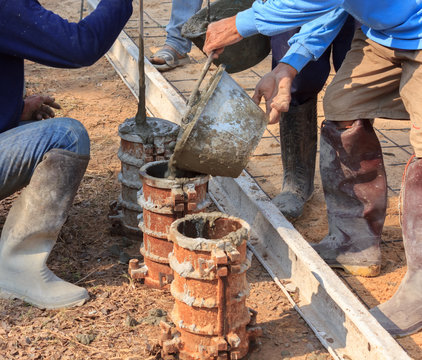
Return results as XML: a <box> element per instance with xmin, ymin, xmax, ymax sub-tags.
<box><xmin>279</xmin><ymin>97</ymin><xmax>317</xmax><ymax>196</ymax></box>
<box><xmin>320</xmin><ymin>119</ymin><xmax>387</xmax><ymax>238</ymax></box>
<box><xmin>0</xmin><ymin>149</ymin><xmax>89</xmax><ymax>258</ymax></box>
<box><xmin>402</xmin><ymin>156</ymin><xmax>422</xmax><ymax>269</ymax></box>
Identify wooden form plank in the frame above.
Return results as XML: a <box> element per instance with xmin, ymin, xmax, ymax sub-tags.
<box><xmin>87</xmin><ymin>1</ymin><xmax>411</xmax><ymax>358</ymax></box>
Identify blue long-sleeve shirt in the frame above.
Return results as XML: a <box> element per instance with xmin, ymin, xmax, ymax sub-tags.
<box><xmin>0</xmin><ymin>0</ymin><xmax>133</xmax><ymax>133</ymax></box>
<box><xmin>236</xmin><ymin>0</ymin><xmax>422</xmax><ymax>72</ymax></box>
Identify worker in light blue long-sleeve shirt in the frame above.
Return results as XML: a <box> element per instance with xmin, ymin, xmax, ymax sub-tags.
<box><xmin>203</xmin><ymin>1</ymin><xmax>422</xmax><ymax>338</ymax></box>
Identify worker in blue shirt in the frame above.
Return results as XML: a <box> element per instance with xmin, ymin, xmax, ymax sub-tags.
<box><xmin>0</xmin><ymin>0</ymin><xmax>132</xmax><ymax>309</ymax></box>
<box><xmin>204</xmin><ymin>1</ymin><xmax>422</xmax><ymax>338</ymax></box>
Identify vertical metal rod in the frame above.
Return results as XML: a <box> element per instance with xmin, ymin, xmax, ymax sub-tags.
<box><xmin>79</xmin><ymin>0</ymin><xmax>84</xmax><ymax>21</ymax></box>
<box><xmin>135</xmin><ymin>0</ymin><xmax>147</xmax><ymax>125</ymax></box>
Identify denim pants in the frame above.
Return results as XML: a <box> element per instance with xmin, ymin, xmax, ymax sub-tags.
<box><xmin>0</xmin><ymin>118</ymin><xmax>90</xmax><ymax>200</ymax></box>
<box><xmin>165</xmin><ymin>0</ymin><xmax>203</xmax><ymax>55</ymax></box>
<box><xmin>271</xmin><ymin>15</ymin><xmax>356</xmax><ymax>106</ymax></box>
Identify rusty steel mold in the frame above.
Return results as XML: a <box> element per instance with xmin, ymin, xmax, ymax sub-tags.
<box><xmin>129</xmin><ymin>160</ymin><xmax>211</xmax><ymax>289</ymax></box>
<box><xmin>109</xmin><ymin>117</ymin><xmax>179</xmax><ymax>237</ymax></box>
<box><xmin>161</xmin><ymin>212</ymin><xmax>261</xmax><ymax>360</ymax></box>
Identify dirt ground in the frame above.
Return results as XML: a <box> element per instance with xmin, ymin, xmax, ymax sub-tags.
<box><xmin>0</xmin><ymin>1</ymin><xmax>331</xmax><ymax>359</ymax></box>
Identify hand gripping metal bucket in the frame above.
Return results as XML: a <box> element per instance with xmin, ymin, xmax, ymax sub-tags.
<box><xmin>172</xmin><ymin>64</ymin><xmax>268</xmax><ymax>178</ymax></box>
<box><xmin>181</xmin><ymin>0</ymin><xmax>270</xmax><ymax>74</ymax></box>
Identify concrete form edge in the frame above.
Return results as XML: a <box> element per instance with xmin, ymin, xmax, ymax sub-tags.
<box><xmin>86</xmin><ymin>1</ymin><xmax>410</xmax><ymax>358</ymax></box>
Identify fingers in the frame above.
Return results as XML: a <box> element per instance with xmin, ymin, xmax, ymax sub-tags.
<box><xmin>251</xmin><ymin>89</ymin><xmax>262</xmax><ymax>106</ymax></box>
<box><xmin>268</xmin><ymin>108</ymin><xmax>281</xmax><ymax>125</ymax></box>
<box><xmin>42</xmin><ymin>96</ymin><xmax>61</xmax><ymax>109</ymax></box>
<box><xmin>30</xmin><ymin>96</ymin><xmax>59</xmax><ymax>120</ymax></box>
<box><xmin>41</xmin><ymin>103</ymin><xmax>56</xmax><ymax>118</ymax></box>
<box><xmin>212</xmin><ymin>48</ymin><xmax>224</xmax><ymax>59</ymax></box>
<box><xmin>34</xmin><ymin>105</ymin><xmax>56</xmax><ymax>120</ymax></box>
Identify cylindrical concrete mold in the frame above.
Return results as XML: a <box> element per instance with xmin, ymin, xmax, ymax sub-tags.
<box><xmin>161</xmin><ymin>212</ymin><xmax>261</xmax><ymax>360</ymax></box>
<box><xmin>129</xmin><ymin>160</ymin><xmax>210</xmax><ymax>289</ymax></box>
<box><xmin>110</xmin><ymin>117</ymin><xmax>179</xmax><ymax>237</ymax></box>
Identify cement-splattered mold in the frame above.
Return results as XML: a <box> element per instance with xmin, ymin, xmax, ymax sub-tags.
<box><xmin>162</xmin><ymin>212</ymin><xmax>261</xmax><ymax>360</ymax></box>
<box><xmin>128</xmin><ymin>160</ymin><xmax>211</xmax><ymax>289</ymax></box>
<box><xmin>172</xmin><ymin>66</ymin><xmax>268</xmax><ymax>178</ymax></box>
<box><xmin>181</xmin><ymin>0</ymin><xmax>270</xmax><ymax>73</ymax></box>
<box><xmin>110</xmin><ymin>117</ymin><xmax>179</xmax><ymax>237</ymax></box>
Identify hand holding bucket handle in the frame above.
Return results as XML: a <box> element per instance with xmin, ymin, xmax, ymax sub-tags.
<box><xmin>203</xmin><ymin>16</ymin><xmax>243</xmax><ymax>58</ymax></box>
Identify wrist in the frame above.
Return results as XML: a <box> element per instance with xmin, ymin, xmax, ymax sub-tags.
<box><xmin>273</xmin><ymin>63</ymin><xmax>298</xmax><ymax>79</ymax></box>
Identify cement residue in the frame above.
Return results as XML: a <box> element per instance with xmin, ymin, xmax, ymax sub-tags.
<box><xmin>170</xmin><ymin>282</ymin><xmax>218</xmax><ymax>308</ymax></box>
<box><xmin>230</xmin><ymin>250</ymin><xmax>253</xmax><ymax>274</ymax></box>
<box><xmin>170</xmin><ymin>212</ymin><xmax>250</xmax><ymax>252</ymax></box>
<box><xmin>140</xmin><ymin>308</ymin><xmax>168</xmax><ymax>325</ymax></box>
<box><xmin>176</xmin><ymin>318</ymin><xmax>215</xmax><ymax>335</ymax></box>
<box><xmin>117</xmin><ymin>148</ymin><xmax>145</xmax><ymax>168</ymax></box>
<box><xmin>138</xmin><ymin>219</ymin><xmax>168</xmax><ymax>239</ymax></box>
<box><xmin>140</xmin><ymin>160</ymin><xmax>209</xmax><ymax>187</ymax></box>
<box><xmin>169</xmin><ymin>255</ymin><xmax>194</xmax><ymax>278</ymax></box>
<box><xmin>118</xmin><ymin>172</ymin><xmax>142</xmax><ymax>189</ymax></box>
<box><xmin>139</xmin><ymin>193</ymin><xmax>174</xmax><ymax>214</ymax></box>
<box><xmin>119</xmin><ymin>117</ymin><xmax>179</xmax><ymax>145</ymax></box>
<box><xmin>169</xmin><ymin>254</ymin><xmax>218</xmax><ymax>280</ymax></box>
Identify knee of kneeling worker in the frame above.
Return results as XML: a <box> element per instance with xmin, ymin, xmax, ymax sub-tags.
<box><xmin>54</xmin><ymin>118</ymin><xmax>90</xmax><ymax>156</ymax></box>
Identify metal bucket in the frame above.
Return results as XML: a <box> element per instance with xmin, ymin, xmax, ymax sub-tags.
<box><xmin>181</xmin><ymin>0</ymin><xmax>270</xmax><ymax>73</ymax></box>
<box><xmin>172</xmin><ymin>65</ymin><xmax>268</xmax><ymax>178</ymax></box>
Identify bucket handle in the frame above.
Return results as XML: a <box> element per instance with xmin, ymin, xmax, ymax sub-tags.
<box><xmin>183</xmin><ymin>52</ymin><xmax>215</xmax><ymax>123</ymax></box>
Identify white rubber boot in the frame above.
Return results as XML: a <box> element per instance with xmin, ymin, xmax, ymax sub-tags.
<box><xmin>0</xmin><ymin>149</ymin><xmax>90</xmax><ymax>309</ymax></box>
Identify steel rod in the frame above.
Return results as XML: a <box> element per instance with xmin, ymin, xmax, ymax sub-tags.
<box><xmin>135</xmin><ymin>0</ymin><xmax>147</xmax><ymax>125</ymax></box>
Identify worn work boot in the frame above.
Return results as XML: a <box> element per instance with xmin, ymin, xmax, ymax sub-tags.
<box><xmin>312</xmin><ymin>119</ymin><xmax>387</xmax><ymax>277</ymax></box>
<box><xmin>272</xmin><ymin>98</ymin><xmax>317</xmax><ymax>219</ymax></box>
<box><xmin>0</xmin><ymin>149</ymin><xmax>90</xmax><ymax>309</ymax></box>
<box><xmin>371</xmin><ymin>156</ymin><xmax>422</xmax><ymax>337</ymax></box>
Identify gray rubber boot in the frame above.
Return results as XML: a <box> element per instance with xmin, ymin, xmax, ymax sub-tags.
<box><xmin>272</xmin><ymin>98</ymin><xmax>317</xmax><ymax>219</ymax></box>
<box><xmin>0</xmin><ymin>149</ymin><xmax>90</xmax><ymax>309</ymax></box>
<box><xmin>371</xmin><ymin>157</ymin><xmax>422</xmax><ymax>337</ymax></box>
<box><xmin>312</xmin><ymin>120</ymin><xmax>387</xmax><ymax>277</ymax></box>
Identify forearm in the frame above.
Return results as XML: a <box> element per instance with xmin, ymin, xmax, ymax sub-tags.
<box><xmin>281</xmin><ymin>8</ymin><xmax>349</xmax><ymax>72</ymax></box>
<box><xmin>236</xmin><ymin>0</ymin><xmax>343</xmax><ymax>38</ymax></box>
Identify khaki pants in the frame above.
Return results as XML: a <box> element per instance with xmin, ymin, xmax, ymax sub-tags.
<box><xmin>324</xmin><ymin>29</ymin><xmax>422</xmax><ymax>156</ymax></box>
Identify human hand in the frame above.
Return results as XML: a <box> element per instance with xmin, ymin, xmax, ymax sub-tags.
<box><xmin>252</xmin><ymin>63</ymin><xmax>298</xmax><ymax>124</ymax></box>
<box><xmin>203</xmin><ymin>16</ymin><xmax>243</xmax><ymax>58</ymax></box>
<box><xmin>21</xmin><ymin>95</ymin><xmax>61</xmax><ymax>121</ymax></box>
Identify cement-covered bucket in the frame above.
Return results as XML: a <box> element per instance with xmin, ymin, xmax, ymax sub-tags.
<box><xmin>172</xmin><ymin>65</ymin><xmax>268</xmax><ymax>178</ymax></box>
<box><xmin>181</xmin><ymin>0</ymin><xmax>270</xmax><ymax>73</ymax></box>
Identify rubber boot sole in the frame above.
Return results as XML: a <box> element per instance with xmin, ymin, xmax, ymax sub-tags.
<box><xmin>0</xmin><ymin>287</ymin><xmax>89</xmax><ymax>310</ymax></box>
<box><xmin>326</xmin><ymin>261</ymin><xmax>381</xmax><ymax>277</ymax></box>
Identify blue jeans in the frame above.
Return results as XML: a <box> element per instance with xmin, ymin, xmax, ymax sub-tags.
<box><xmin>271</xmin><ymin>15</ymin><xmax>356</xmax><ymax>106</ymax></box>
<box><xmin>165</xmin><ymin>0</ymin><xmax>203</xmax><ymax>55</ymax></box>
<box><xmin>0</xmin><ymin>117</ymin><xmax>90</xmax><ymax>200</ymax></box>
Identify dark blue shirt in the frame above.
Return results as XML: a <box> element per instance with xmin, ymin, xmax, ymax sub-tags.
<box><xmin>0</xmin><ymin>0</ymin><xmax>133</xmax><ymax>133</ymax></box>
